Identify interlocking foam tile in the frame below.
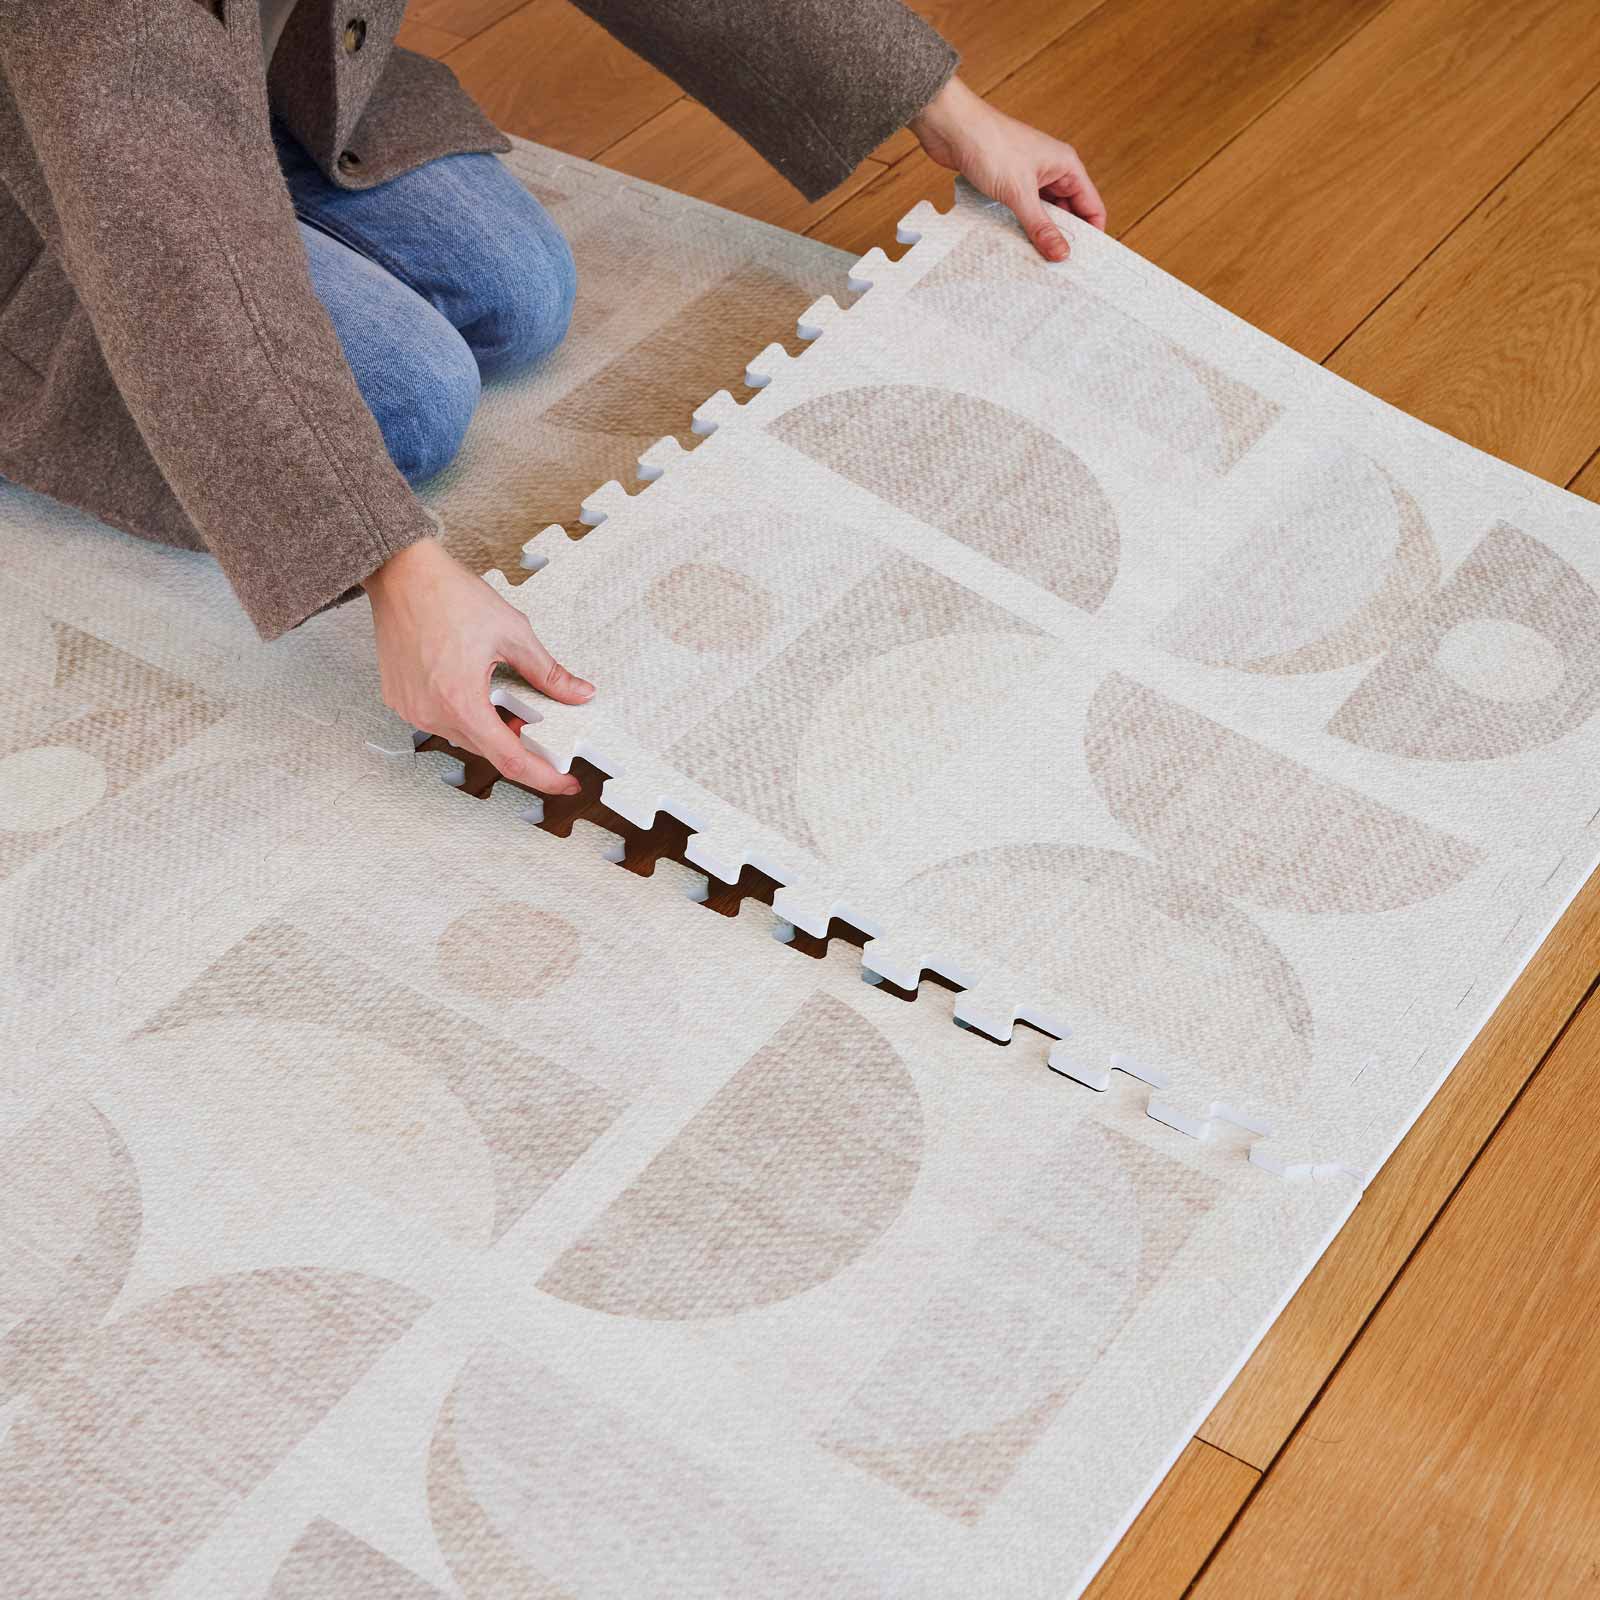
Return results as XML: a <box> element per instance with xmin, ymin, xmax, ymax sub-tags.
<box><xmin>493</xmin><ymin>182</ymin><xmax>1600</xmax><ymax>1182</ymax></box>
<box><xmin>0</xmin><ymin>151</ymin><xmax>1588</xmax><ymax>1598</ymax></box>
<box><xmin>0</xmin><ymin>136</ymin><xmax>851</xmax><ymax>756</ymax></box>
<box><xmin>0</xmin><ymin>132</ymin><xmax>846</xmax><ymax>1089</ymax></box>
<box><xmin>2</xmin><ymin>760</ymin><xmax>1357</xmax><ymax>1599</ymax></box>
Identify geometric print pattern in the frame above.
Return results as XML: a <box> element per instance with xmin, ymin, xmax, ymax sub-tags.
<box><xmin>494</xmin><ymin>183</ymin><xmax>1600</xmax><ymax>1182</ymax></box>
<box><xmin>0</xmin><ymin>753</ymin><xmax>1356</xmax><ymax>1600</ymax></box>
<box><xmin>0</xmin><ymin>149</ymin><xmax>1591</xmax><ymax>1598</ymax></box>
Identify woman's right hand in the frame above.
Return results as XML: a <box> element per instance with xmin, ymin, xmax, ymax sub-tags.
<box><xmin>364</xmin><ymin>537</ymin><xmax>592</xmax><ymax>795</ymax></box>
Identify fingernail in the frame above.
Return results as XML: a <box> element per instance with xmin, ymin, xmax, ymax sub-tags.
<box><xmin>575</xmin><ymin>679</ymin><xmax>595</xmax><ymax>698</ymax></box>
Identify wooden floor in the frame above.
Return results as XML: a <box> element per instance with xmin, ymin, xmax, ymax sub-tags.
<box><xmin>410</xmin><ymin>2</ymin><xmax>1600</xmax><ymax>1592</ymax></box>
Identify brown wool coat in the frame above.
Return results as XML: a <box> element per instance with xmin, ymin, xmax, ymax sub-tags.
<box><xmin>0</xmin><ymin>0</ymin><xmax>956</xmax><ymax>638</ymax></box>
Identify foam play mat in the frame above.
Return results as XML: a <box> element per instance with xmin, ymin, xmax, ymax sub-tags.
<box><xmin>495</xmin><ymin>182</ymin><xmax>1600</xmax><ymax>1183</ymax></box>
<box><xmin>0</xmin><ymin>153</ymin><xmax>1595</xmax><ymax>1598</ymax></box>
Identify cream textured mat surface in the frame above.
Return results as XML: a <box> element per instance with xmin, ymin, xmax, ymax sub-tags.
<box><xmin>496</xmin><ymin>183</ymin><xmax>1600</xmax><ymax>1183</ymax></box>
<box><xmin>3</xmin><ymin>751</ymin><xmax>1354</xmax><ymax>1598</ymax></box>
<box><xmin>0</xmin><ymin>147</ymin><xmax>1586</xmax><ymax>1599</ymax></box>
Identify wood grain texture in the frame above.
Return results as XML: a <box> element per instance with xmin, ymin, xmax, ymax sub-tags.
<box><xmin>1082</xmin><ymin>1440</ymin><xmax>1259</xmax><ymax>1599</ymax></box>
<box><xmin>596</xmin><ymin>99</ymin><xmax>887</xmax><ymax>232</ymax></box>
<box><xmin>1197</xmin><ymin>985</ymin><xmax>1600</xmax><ymax>1596</ymax></box>
<box><xmin>1328</xmin><ymin>88</ymin><xmax>1600</xmax><ymax>488</ymax></box>
<box><xmin>1573</xmin><ymin>451</ymin><xmax>1600</xmax><ymax>503</ymax></box>
<box><xmin>409</xmin><ymin>0</ymin><xmax>523</xmax><ymax>42</ymax></box>
<box><xmin>1127</xmin><ymin>0</ymin><xmax>1600</xmax><ymax>359</ymax></box>
<box><xmin>982</xmin><ymin>0</ymin><xmax>1389</xmax><ymax>230</ymax></box>
<box><xmin>817</xmin><ymin>0</ymin><xmax>1389</xmax><ymax>255</ymax></box>
<box><xmin>805</xmin><ymin>152</ymin><xmax>954</xmax><ymax>257</ymax></box>
<box><xmin>1199</xmin><ymin>870</ymin><xmax>1600</xmax><ymax>1468</ymax></box>
<box><xmin>393</xmin><ymin>17</ymin><xmax>463</xmax><ymax>58</ymax></box>
<box><xmin>442</xmin><ymin>0</ymin><xmax>679</xmax><ymax>156</ymax></box>
<box><xmin>866</xmin><ymin>0</ymin><xmax>1110</xmax><ymax>164</ymax></box>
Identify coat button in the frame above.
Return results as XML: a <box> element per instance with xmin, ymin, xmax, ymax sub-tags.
<box><xmin>343</xmin><ymin>17</ymin><xmax>367</xmax><ymax>52</ymax></box>
<box><xmin>337</xmin><ymin>150</ymin><xmax>362</xmax><ymax>174</ymax></box>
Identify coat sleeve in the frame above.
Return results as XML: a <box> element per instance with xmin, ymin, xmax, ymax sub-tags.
<box><xmin>568</xmin><ymin>0</ymin><xmax>959</xmax><ymax>201</ymax></box>
<box><xmin>0</xmin><ymin>0</ymin><xmax>438</xmax><ymax>640</ymax></box>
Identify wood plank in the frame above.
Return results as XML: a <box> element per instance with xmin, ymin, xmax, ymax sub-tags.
<box><xmin>908</xmin><ymin>0</ymin><xmax>1111</xmax><ymax>95</ymax></box>
<box><xmin>442</xmin><ymin>0</ymin><xmax>680</xmax><ymax>157</ymax></box>
<box><xmin>1126</xmin><ymin>0</ymin><xmax>1600</xmax><ymax>359</ymax></box>
<box><xmin>867</xmin><ymin>0</ymin><xmax>1111</xmax><ymax>165</ymax></box>
<box><xmin>409</xmin><ymin>0</ymin><xmax>523</xmax><ymax>42</ymax></box>
<box><xmin>806</xmin><ymin>154</ymin><xmax>954</xmax><ymax>257</ymax></box>
<box><xmin>597</xmin><ymin>99</ymin><xmax>887</xmax><ymax>232</ymax></box>
<box><xmin>1326</xmin><ymin>89</ymin><xmax>1600</xmax><ymax>487</ymax></box>
<box><xmin>1196</xmin><ymin>983</ymin><xmax>1600</xmax><ymax>1596</ymax></box>
<box><xmin>394</xmin><ymin>17</ymin><xmax>463</xmax><ymax>58</ymax></box>
<box><xmin>1082</xmin><ymin>1440</ymin><xmax>1258</xmax><ymax>1599</ymax></box>
<box><xmin>818</xmin><ymin>0</ymin><xmax>1389</xmax><ymax>256</ymax></box>
<box><xmin>1573</xmin><ymin>451</ymin><xmax>1600</xmax><ymax>504</ymax></box>
<box><xmin>1199</xmin><ymin>870</ymin><xmax>1600</xmax><ymax>1467</ymax></box>
<box><xmin>990</xmin><ymin>0</ymin><xmax>1391</xmax><ymax>230</ymax></box>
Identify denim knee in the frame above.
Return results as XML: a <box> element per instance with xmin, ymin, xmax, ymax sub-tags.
<box><xmin>296</xmin><ymin>219</ymin><xmax>483</xmax><ymax>486</ymax></box>
<box><xmin>383</xmin><ymin>329</ymin><xmax>481</xmax><ymax>485</ymax></box>
<box><xmin>460</xmin><ymin>211</ymin><xmax>578</xmax><ymax>382</ymax></box>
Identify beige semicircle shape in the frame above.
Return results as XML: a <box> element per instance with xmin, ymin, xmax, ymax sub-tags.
<box><xmin>0</xmin><ymin>1268</ymin><xmax>425</xmax><ymax>1595</ymax></box>
<box><xmin>768</xmin><ymin>384</ymin><xmax>1120</xmax><ymax>612</ymax></box>
<box><xmin>644</xmin><ymin>560</ymin><xmax>780</xmax><ymax>655</ymax></box>
<box><xmin>120</xmin><ymin>1018</ymin><xmax>501</xmax><ymax>1250</ymax></box>
<box><xmin>904</xmin><ymin>843</ymin><xmax>1312</xmax><ymax>1103</ymax></box>
<box><xmin>136</xmin><ymin>919</ymin><xmax>622</xmax><ymax>1245</ymax></box>
<box><xmin>1153</xmin><ymin>455</ymin><xmax>1440</xmax><ymax>674</ymax></box>
<box><xmin>431</xmin><ymin>1345</ymin><xmax>879</xmax><ymax>1597</ymax></box>
<box><xmin>668</xmin><ymin>555</ymin><xmax>1044</xmax><ymax>865</ymax></box>
<box><xmin>427</xmin><ymin>1376</ymin><xmax>576</xmax><ymax>1600</ymax></box>
<box><xmin>791</xmin><ymin>631</ymin><xmax>1068</xmax><ymax>864</ymax></box>
<box><xmin>0</xmin><ymin>1098</ymin><xmax>141</xmax><ymax>1405</ymax></box>
<box><xmin>910</xmin><ymin>226</ymin><xmax>1282</xmax><ymax>472</ymax></box>
<box><xmin>538</xmin><ymin>991</ymin><xmax>923</xmax><ymax>1319</ymax></box>
<box><xmin>1086</xmin><ymin>674</ymin><xmax>1483</xmax><ymax>913</ymax></box>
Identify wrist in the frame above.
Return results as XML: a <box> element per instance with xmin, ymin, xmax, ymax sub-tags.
<box><xmin>910</xmin><ymin>74</ymin><xmax>983</xmax><ymax>162</ymax></box>
<box><xmin>364</xmin><ymin>536</ymin><xmax>445</xmax><ymax>599</ymax></box>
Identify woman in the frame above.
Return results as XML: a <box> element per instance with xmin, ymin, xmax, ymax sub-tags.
<box><xmin>0</xmin><ymin>0</ymin><xmax>1104</xmax><ymax>794</ymax></box>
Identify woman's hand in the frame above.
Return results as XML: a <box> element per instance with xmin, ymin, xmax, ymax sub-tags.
<box><xmin>365</xmin><ymin>537</ymin><xmax>592</xmax><ymax>795</ymax></box>
<box><xmin>910</xmin><ymin>75</ymin><xmax>1105</xmax><ymax>262</ymax></box>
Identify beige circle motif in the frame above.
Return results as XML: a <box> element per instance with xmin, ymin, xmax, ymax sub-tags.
<box><xmin>0</xmin><ymin>745</ymin><xmax>109</xmax><ymax>833</ymax></box>
<box><xmin>645</xmin><ymin>562</ymin><xmax>778</xmax><ymax>654</ymax></box>
<box><xmin>1432</xmin><ymin>616</ymin><xmax>1566</xmax><ymax>704</ymax></box>
<box><xmin>437</xmin><ymin>901</ymin><xmax>582</xmax><ymax>1000</ymax></box>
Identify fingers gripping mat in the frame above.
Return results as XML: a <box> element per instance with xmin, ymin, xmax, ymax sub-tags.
<box><xmin>1</xmin><ymin>759</ymin><xmax>1356</xmax><ymax>1599</ymax></box>
<box><xmin>0</xmin><ymin>134</ymin><xmax>854</xmax><ymax>760</ymax></box>
<box><xmin>494</xmin><ymin>183</ymin><xmax>1600</xmax><ymax>1184</ymax></box>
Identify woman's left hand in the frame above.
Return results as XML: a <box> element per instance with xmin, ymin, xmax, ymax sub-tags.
<box><xmin>909</xmin><ymin>75</ymin><xmax>1106</xmax><ymax>262</ymax></box>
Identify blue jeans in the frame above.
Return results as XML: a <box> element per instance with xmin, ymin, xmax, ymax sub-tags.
<box><xmin>273</xmin><ymin>122</ymin><xmax>577</xmax><ymax>485</ymax></box>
